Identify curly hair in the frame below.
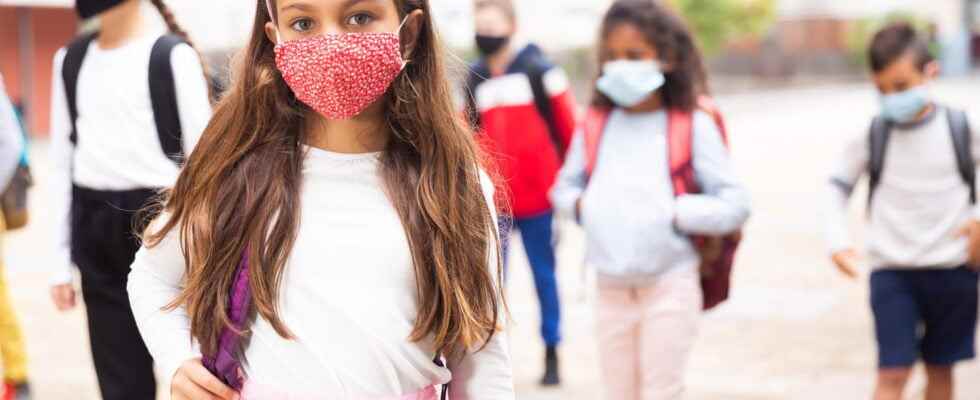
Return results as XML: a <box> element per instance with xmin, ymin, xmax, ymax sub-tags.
<box><xmin>592</xmin><ymin>0</ymin><xmax>710</xmax><ymax>111</ymax></box>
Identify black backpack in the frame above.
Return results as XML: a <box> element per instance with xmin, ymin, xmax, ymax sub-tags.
<box><xmin>61</xmin><ymin>31</ymin><xmax>188</xmax><ymax>164</ymax></box>
<box><xmin>868</xmin><ymin>107</ymin><xmax>976</xmax><ymax>205</ymax></box>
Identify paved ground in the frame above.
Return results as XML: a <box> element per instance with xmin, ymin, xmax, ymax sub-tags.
<box><xmin>3</xmin><ymin>77</ymin><xmax>980</xmax><ymax>399</ymax></box>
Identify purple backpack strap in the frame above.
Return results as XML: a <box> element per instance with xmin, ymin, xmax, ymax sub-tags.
<box><xmin>202</xmin><ymin>253</ymin><xmax>252</xmax><ymax>391</ymax></box>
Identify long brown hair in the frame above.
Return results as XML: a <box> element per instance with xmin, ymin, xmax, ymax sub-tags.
<box><xmin>592</xmin><ymin>0</ymin><xmax>709</xmax><ymax>111</ymax></box>
<box><xmin>143</xmin><ymin>0</ymin><xmax>504</xmax><ymax>358</ymax></box>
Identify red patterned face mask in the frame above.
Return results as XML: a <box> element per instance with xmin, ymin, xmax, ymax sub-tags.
<box><xmin>268</xmin><ymin>4</ymin><xmax>409</xmax><ymax>120</ymax></box>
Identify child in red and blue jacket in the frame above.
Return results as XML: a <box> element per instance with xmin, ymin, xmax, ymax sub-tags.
<box><xmin>463</xmin><ymin>0</ymin><xmax>577</xmax><ymax>387</ymax></box>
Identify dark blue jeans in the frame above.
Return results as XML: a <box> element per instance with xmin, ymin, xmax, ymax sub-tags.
<box><xmin>500</xmin><ymin>211</ymin><xmax>561</xmax><ymax>346</ymax></box>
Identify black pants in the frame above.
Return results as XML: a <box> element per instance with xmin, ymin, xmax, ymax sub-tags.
<box><xmin>70</xmin><ymin>185</ymin><xmax>158</xmax><ymax>400</ymax></box>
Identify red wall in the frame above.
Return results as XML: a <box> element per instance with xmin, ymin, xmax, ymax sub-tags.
<box><xmin>0</xmin><ymin>8</ymin><xmax>22</xmax><ymax>102</ymax></box>
<box><xmin>0</xmin><ymin>6</ymin><xmax>78</xmax><ymax>136</ymax></box>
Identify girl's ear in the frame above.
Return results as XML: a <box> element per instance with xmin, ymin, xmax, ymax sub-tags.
<box><xmin>400</xmin><ymin>9</ymin><xmax>425</xmax><ymax>61</ymax></box>
<box><xmin>265</xmin><ymin>21</ymin><xmax>279</xmax><ymax>44</ymax></box>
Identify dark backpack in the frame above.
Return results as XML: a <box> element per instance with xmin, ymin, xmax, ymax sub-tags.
<box><xmin>465</xmin><ymin>57</ymin><xmax>567</xmax><ymax>158</ymax></box>
<box><xmin>62</xmin><ymin>31</ymin><xmax>189</xmax><ymax>165</ymax></box>
<box><xmin>1</xmin><ymin>164</ymin><xmax>32</xmax><ymax>231</ymax></box>
<box><xmin>1</xmin><ymin>104</ymin><xmax>32</xmax><ymax>231</ymax></box>
<box><xmin>868</xmin><ymin>107</ymin><xmax>976</xmax><ymax>206</ymax></box>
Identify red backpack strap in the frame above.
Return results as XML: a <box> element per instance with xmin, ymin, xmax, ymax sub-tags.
<box><xmin>583</xmin><ymin>107</ymin><xmax>612</xmax><ymax>179</ymax></box>
<box><xmin>697</xmin><ymin>95</ymin><xmax>729</xmax><ymax>146</ymax></box>
<box><xmin>668</xmin><ymin>109</ymin><xmax>697</xmax><ymax>196</ymax></box>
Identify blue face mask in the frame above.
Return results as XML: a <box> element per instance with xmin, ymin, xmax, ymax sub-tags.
<box><xmin>880</xmin><ymin>86</ymin><xmax>930</xmax><ymax>123</ymax></box>
<box><xmin>597</xmin><ymin>60</ymin><xmax>666</xmax><ymax>108</ymax></box>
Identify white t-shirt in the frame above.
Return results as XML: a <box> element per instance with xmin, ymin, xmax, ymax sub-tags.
<box><xmin>127</xmin><ymin>147</ymin><xmax>514</xmax><ymax>399</ymax></box>
<box><xmin>48</xmin><ymin>28</ymin><xmax>213</xmax><ymax>284</ymax></box>
<box><xmin>826</xmin><ymin>107</ymin><xmax>980</xmax><ymax>269</ymax></box>
<box><xmin>550</xmin><ymin>109</ymin><xmax>750</xmax><ymax>282</ymax></box>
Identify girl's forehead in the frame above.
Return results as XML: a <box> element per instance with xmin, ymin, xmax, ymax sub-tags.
<box><xmin>605</xmin><ymin>23</ymin><xmax>655</xmax><ymax>48</ymax></box>
<box><xmin>475</xmin><ymin>5</ymin><xmax>508</xmax><ymax>20</ymax></box>
<box><xmin>275</xmin><ymin>0</ymin><xmax>396</xmax><ymax>10</ymax></box>
<box><xmin>269</xmin><ymin>0</ymin><xmax>401</xmax><ymax>23</ymax></box>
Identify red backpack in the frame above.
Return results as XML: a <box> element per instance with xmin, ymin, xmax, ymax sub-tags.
<box><xmin>582</xmin><ymin>97</ymin><xmax>740</xmax><ymax>311</ymax></box>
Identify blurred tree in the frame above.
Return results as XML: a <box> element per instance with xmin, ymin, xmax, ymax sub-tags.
<box><xmin>667</xmin><ymin>0</ymin><xmax>777</xmax><ymax>55</ymax></box>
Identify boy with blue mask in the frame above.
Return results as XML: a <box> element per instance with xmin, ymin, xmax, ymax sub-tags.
<box><xmin>826</xmin><ymin>22</ymin><xmax>980</xmax><ymax>400</ymax></box>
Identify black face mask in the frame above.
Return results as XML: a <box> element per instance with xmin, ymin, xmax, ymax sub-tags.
<box><xmin>75</xmin><ymin>0</ymin><xmax>127</xmax><ymax>19</ymax></box>
<box><xmin>475</xmin><ymin>35</ymin><xmax>510</xmax><ymax>56</ymax></box>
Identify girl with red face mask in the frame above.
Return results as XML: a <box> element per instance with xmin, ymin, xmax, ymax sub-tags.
<box><xmin>48</xmin><ymin>1</ymin><xmax>212</xmax><ymax>398</ymax></box>
<box><xmin>126</xmin><ymin>1</ymin><xmax>514</xmax><ymax>399</ymax></box>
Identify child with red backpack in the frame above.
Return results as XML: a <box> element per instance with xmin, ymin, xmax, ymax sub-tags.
<box><xmin>550</xmin><ymin>1</ymin><xmax>749</xmax><ymax>399</ymax></box>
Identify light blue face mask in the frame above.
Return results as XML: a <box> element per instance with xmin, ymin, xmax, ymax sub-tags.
<box><xmin>597</xmin><ymin>60</ymin><xmax>666</xmax><ymax>108</ymax></box>
<box><xmin>880</xmin><ymin>86</ymin><xmax>930</xmax><ymax>123</ymax></box>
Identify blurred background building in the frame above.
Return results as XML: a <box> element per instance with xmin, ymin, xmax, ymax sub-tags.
<box><xmin>2</xmin><ymin>0</ymin><xmax>979</xmax><ymax>136</ymax></box>
<box><xmin>719</xmin><ymin>0</ymin><xmax>980</xmax><ymax>77</ymax></box>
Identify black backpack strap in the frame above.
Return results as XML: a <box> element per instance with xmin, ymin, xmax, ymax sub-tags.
<box><xmin>868</xmin><ymin>116</ymin><xmax>893</xmax><ymax>207</ymax></box>
<box><xmin>62</xmin><ymin>31</ymin><xmax>99</xmax><ymax>147</ymax></box>
<box><xmin>149</xmin><ymin>34</ymin><xmax>187</xmax><ymax>165</ymax></box>
<box><xmin>526</xmin><ymin>61</ymin><xmax>566</xmax><ymax>158</ymax></box>
<box><xmin>947</xmin><ymin>107</ymin><xmax>976</xmax><ymax>204</ymax></box>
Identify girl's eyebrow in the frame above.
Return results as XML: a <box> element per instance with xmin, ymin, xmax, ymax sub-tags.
<box><xmin>280</xmin><ymin>2</ymin><xmax>316</xmax><ymax>13</ymax></box>
<box><xmin>341</xmin><ymin>0</ymin><xmax>385</xmax><ymax>9</ymax></box>
<box><xmin>281</xmin><ymin>0</ymin><xmax>382</xmax><ymax>14</ymax></box>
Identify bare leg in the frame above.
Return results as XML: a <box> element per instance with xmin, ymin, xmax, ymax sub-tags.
<box><xmin>924</xmin><ymin>364</ymin><xmax>953</xmax><ymax>400</ymax></box>
<box><xmin>874</xmin><ymin>368</ymin><xmax>912</xmax><ymax>400</ymax></box>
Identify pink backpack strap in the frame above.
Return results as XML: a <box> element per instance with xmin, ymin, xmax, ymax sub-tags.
<box><xmin>667</xmin><ymin>109</ymin><xmax>697</xmax><ymax>196</ymax></box>
<box><xmin>670</xmin><ymin>96</ymin><xmax>729</xmax><ymax>196</ymax></box>
<box><xmin>583</xmin><ymin>107</ymin><xmax>612</xmax><ymax>179</ymax></box>
<box><xmin>697</xmin><ymin>95</ymin><xmax>729</xmax><ymax>146</ymax></box>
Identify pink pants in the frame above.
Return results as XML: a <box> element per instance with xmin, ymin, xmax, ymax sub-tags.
<box><xmin>596</xmin><ymin>267</ymin><xmax>702</xmax><ymax>400</ymax></box>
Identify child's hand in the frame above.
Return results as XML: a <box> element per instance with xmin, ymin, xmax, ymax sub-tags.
<box><xmin>50</xmin><ymin>283</ymin><xmax>76</xmax><ymax>311</ymax></box>
<box><xmin>957</xmin><ymin>220</ymin><xmax>980</xmax><ymax>270</ymax></box>
<box><xmin>831</xmin><ymin>249</ymin><xmax>861</xmax><ymax>279</ymax></box>
<box><xmin>172</xmin><ymin>358</ymin><xmax>239</xmax><ymax>400</ymax></box>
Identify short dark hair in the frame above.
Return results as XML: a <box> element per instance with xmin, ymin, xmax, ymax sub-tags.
<box><xmin>868</xmin><ymin>22</ymin><xmax>935</xmax><ymax>73</ymax></box>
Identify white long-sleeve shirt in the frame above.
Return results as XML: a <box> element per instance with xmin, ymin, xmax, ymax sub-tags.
<box><xmin>128</xmin><ymin>147</ymin><xmax>515</xmax><ymax>399</ymax></box>
<box><xmin>825</xmin><ymin>107</ymin><xmax>980</xmax><ymax>269</ymax></box>
<box><xmin>0</xmin><ymin>74</ymin><xmax>26</xmax><ymax>191</ymax></box>
<box><xmin>550</xmin><ymin>109</ymin><xmax>750</xmax><ymax>284</ymax></box>
<box><xmin>49</xmin><ymin>28</ymin><xmax>212</xmax><ymax>284</ymax></box>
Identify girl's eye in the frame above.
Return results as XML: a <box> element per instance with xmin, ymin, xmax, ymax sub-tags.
<box><xmin>346</xmin><ymin>13</ymin><xmax>374</xmax><ymax>26</ymax></box>
<box><xmin>290</xmin><ymin>18</ymin><xmax>315</xmax><ymax>32</ymax></box>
